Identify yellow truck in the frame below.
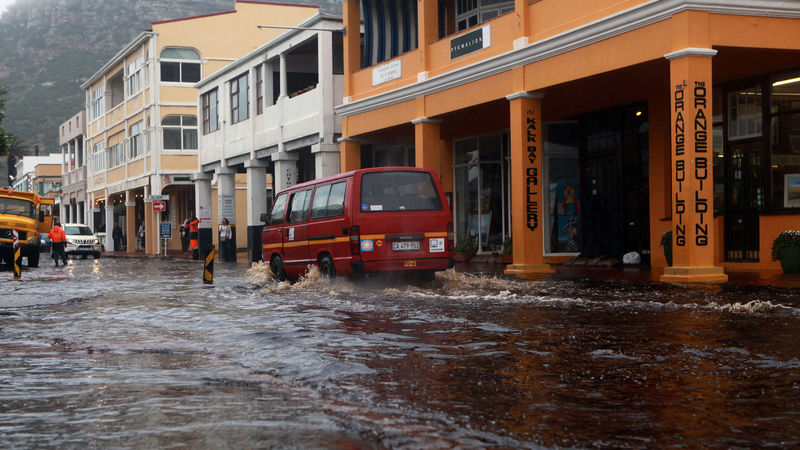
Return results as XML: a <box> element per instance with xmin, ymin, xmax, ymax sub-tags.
<box><xmin>0</xmin><ymin>189</ymin><xmax>54</xmax><ymax>268</ymax></box>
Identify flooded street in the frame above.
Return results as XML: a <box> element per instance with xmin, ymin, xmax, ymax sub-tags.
<box><xmin>1</xmin><ymin>257</ymin><xmax>799</xmax><ymax>448</ymax></box>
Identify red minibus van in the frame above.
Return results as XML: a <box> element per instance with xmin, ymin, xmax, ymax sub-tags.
<box><xmin>261</xmin><ymin>167</ymin><xmax>454</xmax><ymax>280</ymax></box>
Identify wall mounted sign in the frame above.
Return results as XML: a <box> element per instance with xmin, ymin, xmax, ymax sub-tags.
<box><xmin>451</xmin><ymin>25</ymin><xmax>491</xmax><ymax>60</ymax></box>
<box><xmin>372</xmin><ymin>59</ymin><xmax>402</xmax><ymax>86</ymax></box>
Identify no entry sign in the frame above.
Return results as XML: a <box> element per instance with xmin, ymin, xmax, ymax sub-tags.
<box><xmin>153</xmin><ymin>201</ymin><xmax>166</xmax><ymax>211</ymax></box>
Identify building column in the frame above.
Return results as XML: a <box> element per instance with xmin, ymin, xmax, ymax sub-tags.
<box><xmin>216</xmin><ymin>167</ymin><xmax>237</xmax><ymax>261</ymax></box>
<box><xmin>312</xmin><ymin>143</ymin><xmax>340</xmax><ymax>179</ymax></box>
<box><xmin>125</xmin><ymin>191</ymin><xmax>136</xmax><ymax>253</ymax></box>
<box><xmin>504</xmin><ymin>92</ymin><xmax>554</xmax><ymax>278</ymax></box>
<box><xmin>272</xmin><ymin>152</ymin><xmax>298</xmax><ymax>192</ymax></box>
<box><xmin>338</xmin><ymin>137</ymin><xmax>361</xmax><ymax>172</ymax></box>
<box><xmin>513</xmin><ymin>0</ymin><xmax>531</xmax><ymax>48</ymax></box>
<box><xmin>412</xmin><ymin>118</ymin><xmax>442</xmax><ymax>173</ymax></box>
<box><xmin>279</xmin><ymin>53</ymin><xmax>288</xmax><ymax>99</ymax></box>
<box><xmin>342</xmin><ymin>0</ymin><xmax>360</xmax><ymax>99</ymax></box>
<box><xmin>90</xmin><ymin>207</ymin><xmax>99</xmax><ymax>232</ymax></box>
<box><xmin>661</xmin><ymin>48</ymin><xmax>727</xmax><ymax>283</ymax></box>
<box><xmin>417</xmin><ymin>0</ymin><xmax>438</xmax><ymax>80</ymax></box>
<box><xmin>143</xmin><ymin>195</ymin><xmax>155</xmax><ymax>255</ymax></box>
<box><xmin>245</xmin><ymin>159</ymin><xmax>267</xmax><ymax>262</ymax></box>
<box><xmin>193</xmin><ymin>172</ymin><xmax>214</xmax><ymax>259</ymax></box>
<box><xmin>104</xmin><ymin>205</ymin><xmax>114</xmax><ymax>252</ymax></box>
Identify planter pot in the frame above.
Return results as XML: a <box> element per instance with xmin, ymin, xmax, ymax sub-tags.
<box><xmin>779</xmin><ymin>245</ymin><xmax>800</xmax><ymax>273</ymax></box>
<box><xmin>501</xmin><ymin>253</ymin><xmax>513</xmax><ymax>264</ymax></box>
<box><xmin>454</xmin><ymin>252</ymin><xmax>475</xmax><ymax>263</ymax></box>
<box><xmin>663</xmin><ymin>245</ymin><xmax>672</xmax><ymax>267</ymax></box>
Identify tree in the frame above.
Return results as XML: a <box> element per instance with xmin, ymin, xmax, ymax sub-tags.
<box><xmin>0</xmin><ymin>86</ymin><xmax>8</xmax><ymax>157</ymax></box>
<box><xmin>5</xmin><ymin>135</ymin><xmax>29</xmax><ymax>186</ymax></box>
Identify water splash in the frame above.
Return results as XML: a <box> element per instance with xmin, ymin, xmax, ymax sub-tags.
<box><xmin>246</xmin><ymin>260</ymin><xmax>274</xmax><ymax>285</ymax></box>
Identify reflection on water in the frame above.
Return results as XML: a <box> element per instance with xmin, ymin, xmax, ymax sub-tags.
<box><xmin>1</xmin><ymin>258</ymin><xmax>799</xmax><ymax>448</ymax></box>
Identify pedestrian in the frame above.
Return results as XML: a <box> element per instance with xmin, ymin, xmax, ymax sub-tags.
<box><xmin>112</xmin><ymin>222</ymin><xmax>123</xmax><ymax>251</ymax></box>
<box><xmin>137</xmin><ymin>223</ymin><xmax>145</xmax><ymax>251</ymax></box>
<box><xmin>180</xmin><ymin>217</ymin><xmax>190</xmax><ymax>252</ymax></box>
<box><xmin>219</xmin><ymin>217</ymin><xmax>232</xmax><ymax>261</ymax></box>
<box><xmin>48</xmin><ymin>221</ymin><xmax>68</xmax><ymax>266</ymax></box>
<box><xmin>189</xmin><ymin>216</ymin><xmax>200</xmax><ymax>260</ymax></box>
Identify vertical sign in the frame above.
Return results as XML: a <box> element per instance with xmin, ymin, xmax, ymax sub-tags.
<box><xmin>525</xmin><ymin>108</ymin><xmax>539</xmax><ymax>232</ymax></box>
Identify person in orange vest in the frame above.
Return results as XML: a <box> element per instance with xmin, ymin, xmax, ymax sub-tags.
<box><xmin>189</xmin><ymin>216</ymin><xmax>200</xmax><ymax>260</ymax></box>
<box><xmin>48</xmin><ymin>221</ymin><xmax>68</xmax><ymax>266</ymax></box>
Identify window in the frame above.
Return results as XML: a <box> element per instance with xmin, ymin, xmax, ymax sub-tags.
<box><xmin>769</xmin><ymin>71</ymin><xmax>800</xmax><ymax>210</ymax></box>
<box><xmin>360</xmin><ymin>171</ymin><xmax>442</xmax><ymax>212</ymax></box>
<box><xmin>287</xmin><ymin>190</ymin><xmax>311</xmax><ymax>223</ymax></box>
<box><xmin>107</xmin><ymin>141</ymin><xmax>126</xmax><ymax>168</ymax></box>
<box><xmin>202</xmin><ymin>89</ymin><xmax>219</xmax><ymax>134</ymax></box>
<box><xmin>456</xmin><ymin>0</ymin><xmax>513</xmax><ymax>31</ymax></box>
<box><xmin>162</xmin><ymin>115</ymin><xmax>198</xmax><ymax>150</ymax></box>
<box><xmin>107</xmin><ymin>71</ymin><xmax>124</xmax><ymax>110</ymax></box>
<box><xmin>269</xmin><ymin>193</ymin><xmax>287</xmax><ymax>224</ymax></box>
<box><xmin>543</xmin><ymin>122</ymin><xmax>580</xmax><ymax>254</ymax></box>
<box><xmin>728</xmin><ymin>86</ymin><xmax>762</xmax><ymax>140</ymax></box>
<box><xmin>91</xmin><ymin>141</ymin><xmax>105</xmax><ymax>173</ymax></box>
<box><xmin>90</xmin><ymin>85</ymin><xmax>104</xmax><ymax>121</ymax></box>
<box><xmin>310</xmin><ymin>181</ymin><xmax>347</xmax><ymax>219</ymax></box>
<box><xmin>230</xmin><ymin>72</ymin><xmax>249</xmax><ymax>124</ymax></box>
<box><xmin>129</xmin><ymin>120</ymin><xmax>144</xmax><ymax>158</ymax></box>
<box><xmin>255</xmin><ymin>66</ymin><xmax>264</xmax><ymax>115</ymax></box>
<box><xmin>160</xmin><ymin>47</ymin><xmax>201</xmax><ymax>83</ymax></box>
<box><xmin>127</xmin><ymin>55</ymin><xmax>143</xmax><ymax>96</ymax></box>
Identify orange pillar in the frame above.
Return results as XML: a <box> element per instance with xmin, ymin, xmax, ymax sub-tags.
<box><xmin>505</xmin><ymin>92</ymin><xmax>554</xmax><ymax>278</ymax></box>
<box><xmin>144</xmin><ymin>198</ymin><xmax>155</xmax><ymax>255</ymax></box>
<box><xmin>661</xmin><ymin>48</ymin><xmax>727</xmax><ymax>283</ymax></box>
<box><xmin>413</xmin><ymin>118</ymin><xmax>441</xmax><ymax>173</ymax></box>
<box><xmin>125</xmin><ymin>201</ymin><xmax>136</xmax><ymax>253</ymax></box>
<box><xmin>513</xmin><ymin>0</ymin><xmax>530</xmax><ymax>47</ymax></box>
<box><xmin>339</xmin><ymin>138</ymin><xmax>361</xmax><ymax>172</ymax></box>
<box><xmin>417</xmin><ymin>0</ymin><xmax>438</xmax><ymax>77</ymax></box>
<box><xmin>342</xmin><ymin>0</ymin><xmax>360</xmax><ymax>99</ymax></box>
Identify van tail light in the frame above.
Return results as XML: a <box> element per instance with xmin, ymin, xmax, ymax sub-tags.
<box><xmin>350</xmin><ymin>225</ymin><xmax>360</xmax><ymax>255</ymax></box>
<box><xmin>447</xmin><ymin>222</ymin><xmax>454</xmax><ymax>252</ymax></box>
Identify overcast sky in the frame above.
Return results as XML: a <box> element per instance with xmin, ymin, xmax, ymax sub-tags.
<box><xmin>0</xmin><ymin>0</ymin><xmax>18</xmax><ymax>16</ymax></box>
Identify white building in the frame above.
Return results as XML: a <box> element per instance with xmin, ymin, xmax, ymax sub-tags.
<box><xmin>196</xmin><ymin>13</ymin><xmax>344</xmax><ymax>261</ymax></box>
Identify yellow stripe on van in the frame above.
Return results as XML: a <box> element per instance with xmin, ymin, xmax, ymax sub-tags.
<box><xmin>424</xmin><ymin>232</ymin><xmax>448</xmax><ymax>238</ymax></box>
<box><xmin>361</xmin><ymin>234</ymin><xmax>386</xmax><ymax>240</ymax></box>
<box><xmin>263</xmin><ymin>243</ymin><xmax>283</xmax><ymax>250</ymax></box>
<box><xmin>310</xmin><ymin>236</ymin><xmax>350</xmax><ymax>245</ymax></box>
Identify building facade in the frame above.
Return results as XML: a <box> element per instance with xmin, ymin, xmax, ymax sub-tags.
<box><xmin>196</xmin><ymin>13</ymin><xmax>344</xmax><ymax>261</ymax></box>
<box><xmin>336</xmin><ymin>0</ymin><xmax>800</xmax><ymax>282</ymax></box>
<box><xmin>58</xmin><ymin>111</ymin><xmax>88</xmax><ymax>225</ymax></box>
<box><xmin>81</xmin><ymin>0</ymin><xmax>319</xmax><ymax>254</ymax></box>
<box><xmin>12</xmin><ymin>153</ymin><xmax>63</xmax><ymax>199</ymax></box>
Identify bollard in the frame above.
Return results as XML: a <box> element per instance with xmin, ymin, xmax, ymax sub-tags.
<box><xmin>203</xmin><ymin>244</ymin><xmax>215</xmax><ymax>284</ymax></box>
<box><xmin>13</xmin><ymin>245</ymin><xmax>21</xmax><ymax>280</ymax></box>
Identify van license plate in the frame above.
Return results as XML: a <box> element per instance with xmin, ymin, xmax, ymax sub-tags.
<box><xmin>392</xmin><ymin>241</ymin><xmax>420</xmax><ymax>252</ymax></box>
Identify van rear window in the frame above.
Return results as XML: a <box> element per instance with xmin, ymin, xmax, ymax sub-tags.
<box><xmin>360</xmin><ymin>171</ymin><xmax>442</xmax><ymax>212</ymax></box>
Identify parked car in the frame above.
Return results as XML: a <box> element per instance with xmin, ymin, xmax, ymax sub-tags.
<box><xmin>261</xmin><ymin>167</ymin><xmax>454</xmax><ymax>281</ymax></box>
<box><xmin>63</xmin><ymin>223</ymin><xmax>102</xmax><ymax>259</ymax></box>
<box><xmin>38</xmin><ymin>232</ymin><xmax>52</xmax><ymax>253</ymax></box>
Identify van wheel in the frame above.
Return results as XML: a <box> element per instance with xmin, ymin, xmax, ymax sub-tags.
<box><xmin>270</xmin><ymin>255</ymin><xmax>287</xmax><ymax>281</ymax></box>
<box><xmin>319</xmin><ymin>255</ymin><xmax>336</xmax><ymax>280</ymax></box>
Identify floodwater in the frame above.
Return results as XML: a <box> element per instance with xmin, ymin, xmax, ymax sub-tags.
<box><xmin>1</xmin><ymin>257</ymin><xmax>799</xmax><ymax>448</ymax></box>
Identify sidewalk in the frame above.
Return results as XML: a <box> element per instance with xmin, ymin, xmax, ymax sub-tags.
<box><xmin>98</xmin><ymin>250</ymin><xmax>800</xmax><ymax>288</ymax></box>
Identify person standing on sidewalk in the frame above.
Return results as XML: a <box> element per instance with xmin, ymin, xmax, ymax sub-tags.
<box><xmin>218</xmin><ymin>218</ymin><xmax>232</xmax><ymax>261</ymax></box>
<box><xmin>48</xmin><ymin>222</ymin><xmax>68</xmax><ymax>266</ymax></box>
<box><xmin>189</xmin><ymin>216</ymin><xmax>200</xmax><ymax>260</ymax></box>
<box><xmin>180</xmin><ymin>218</ymin><xmax>190</xmax><ymax>252</ymax></box>
<box><xmin>112</xmin><ymin>223</ymin><xmax>123</xmax><ymax>251</ymax></box>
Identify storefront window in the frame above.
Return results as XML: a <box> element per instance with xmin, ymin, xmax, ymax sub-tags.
<box><xmin>544</xmin><ymin>122</ymin><xmax>580</xmax><ymax>254</ymax></box>
<box><xmin>728</xmin><ymin>86</ymin><xmax>762</xmax><ymax>140</ymax></box>
<box><xmin>453</xmin><ymin>132</ymin><xmax>508</xmax><ymax>253</ymax></box>
<box><xmin>769</xmin><ymin>71</ymin><xmax>800</xmax><ymax>210</ymax></box>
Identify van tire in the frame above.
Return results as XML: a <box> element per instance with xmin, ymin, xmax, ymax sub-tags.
<box><xmin>319</xmin><ymin>255</ymin><xmax>336</xmax><ymax>279</ymax></box>
<box><xmin>270</xmin><ymin>255</ymin><xmax>287</xmax><ymax>281</ymax></box>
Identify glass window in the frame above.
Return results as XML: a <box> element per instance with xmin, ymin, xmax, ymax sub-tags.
<box><xmin>327</xmin><ymin>181</ymin><xmax>346</xmax><ymax>217</ymax></box>
<box><xmin>202</xmin><ymin>89</ymin><xmax>219</xmax><ymax>134</ymax></box>
<box><xmin>162</xmin><ymin>115</ymin><xmax>198</xmax><ymax>150</ymax></box>
<box><xmin>360</xmin><ymin>171</ymin><xmax>442</xmax><ymax>212</ymax></box>
<box><xmin>310</xmin><ymin>184</ymin><xmax>332</xmax><ymax>219</ymax></box>
<box><xmin>543</xmin><ymin>122</ymin><xmax>580</xmax><ymax>254</ymax></box>
<box><xmin>160</xmin><ymin>47</ymin><xmax>201</xmax><ymax>83</ymax></box>
<box><xmin>288</xmin><ymin>190</ymin><xmax>311</xmax><ymax>223</ymax></box>
<box><xmin>230</xmin><ymin>73</ymin><xmax>249</xmax><ymax>124</ymax></box>
<box><xmin>256</xmin><ymin>66</ymin><xmax>264</xmax><ymax>115</ymax></box>
<box><xmin>161</xmin><ymin>62</ymin><xmax>181</xmax><ymax>82</ymax></box>
<box><xmin>129</xmin><ymin>120</ymin><xmax>144</xmax><ymax>159</ymax></box>
<box><xmin>769</xmin><ymin>72</ymin><xmax>800</xmax><ymax>209</ymax></box>
<box><xmin>728</xmin><ymin>86</ymin><xmax>762</xmax><ymax>140</ymax></box>
<box><xmin>269</xmin><ymin>194</ymin><xmax>287</xmax><ymax>224</ymax></box>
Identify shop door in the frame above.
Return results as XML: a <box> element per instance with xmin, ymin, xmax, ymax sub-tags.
<box><xmin>725</xmin><ymin>141</ymin><xmax>762</xmax><ymax>261</ymax></box>
<box><xmin>580</xmin><ymin>155</ymin><xmax>623</xmax><ymax>258</ymax></box>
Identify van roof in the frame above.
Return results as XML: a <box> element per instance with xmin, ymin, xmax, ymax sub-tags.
<box><xmin>278</xmin><ymin>166</ymin><xmax>433</xmax><ymax>194</ymax></box>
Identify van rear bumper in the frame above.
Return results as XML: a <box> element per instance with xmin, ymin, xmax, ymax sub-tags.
<box><xmin>351</xmin><ymin>257</ymin><xmax>453</xmax><ymax>274</ymax></box>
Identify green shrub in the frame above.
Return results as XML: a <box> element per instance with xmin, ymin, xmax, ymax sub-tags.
<box><xmin>771</xmin><ymin>230</ymin><xmax>800</xmax><ymax>260</ymax></box>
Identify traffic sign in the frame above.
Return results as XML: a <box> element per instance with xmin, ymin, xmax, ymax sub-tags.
<box><xmin>153</xmin><ymin>201</ymin><xmax>166</xmax><ymax>211</ymax></box>
<box><xmin>12</xmin><ymin>229</ymin><xmax>18</xmax><ymax>247</ymax></box>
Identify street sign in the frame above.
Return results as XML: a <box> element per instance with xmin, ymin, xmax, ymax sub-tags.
<box><xmin>153</xmin><ymin>201</ymin><xmax>166</xmax><ymax>211</ymax></box>
<box><xmin>160</xmin><ymin>222</ymin><xmax>172</xmax><ymax>239</ymax></box>
<box><xmin>150</xmin><ymin>194</ymin><xmax>170</xmax><ymax>201</ymax></box>
<box><xmin>12</xmin><ymin>229</ymin><xmax>18</xmax><ymax>247</ymax></box>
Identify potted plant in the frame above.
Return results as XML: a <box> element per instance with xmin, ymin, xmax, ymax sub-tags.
<box><xmin>501</xmin><ymin>235</ymin><xmax>513</xmax><ymax>263</ymax></box>
<box><xmin>771</xmin><ymin>230</ymin><xmax>800</xmax><ymax>273</ymax></box>
<box><xmin>454</xmin><ymin>238</ymin><xmax>477</xmax><ymax>262</ymax></box>
<box><xmin>660</xmin><ymin>230</ymin><xmax>672</xmax><ymax>266</ymax></box>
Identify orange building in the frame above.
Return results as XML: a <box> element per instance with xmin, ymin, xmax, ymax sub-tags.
<box><xmin>336</xmin><ymin>0</ymin><xmax>800</xmax><ymax>282</ymax></box>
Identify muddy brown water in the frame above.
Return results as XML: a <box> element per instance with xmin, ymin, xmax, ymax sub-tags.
<box><xmin>1</xmin><ymin>258</ymin><xmax>799</xmax><ymax>448</ymax></box>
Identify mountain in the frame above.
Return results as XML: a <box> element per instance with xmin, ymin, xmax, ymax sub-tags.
<box><xmin>0</xmin><ymin>0</ymin><xmax>342</xmax><ymax>163</ymax></box>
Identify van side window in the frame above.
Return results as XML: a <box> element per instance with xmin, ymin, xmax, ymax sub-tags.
<box><xmin>269</xmin><ymin>193</ymin><xmax>287</xmax><ymax>225</ymax></box>
<box><xmin>310</xmin><ymin>181</ymin><xmax>346</xmax><ymax>220</ymax></box>
<box><xmin>326</xmin><ymin>181</ymin><xmax>346</xmax><ymax>216</ymax></box>
<box><xmin>287</xmin><ymin>189</ymin><xmax>311</xmax><ymax>223</ymax></box>
<box><xmin>310</xmin><ymin>184</ymin><xmax>332</xmax><ymax>220</ymax></box>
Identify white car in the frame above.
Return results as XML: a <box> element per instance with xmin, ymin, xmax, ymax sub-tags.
<box><xmin>63</xmin><ymin>223</ymin><xmax>102</xmax><ymax>259</ymax></box>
